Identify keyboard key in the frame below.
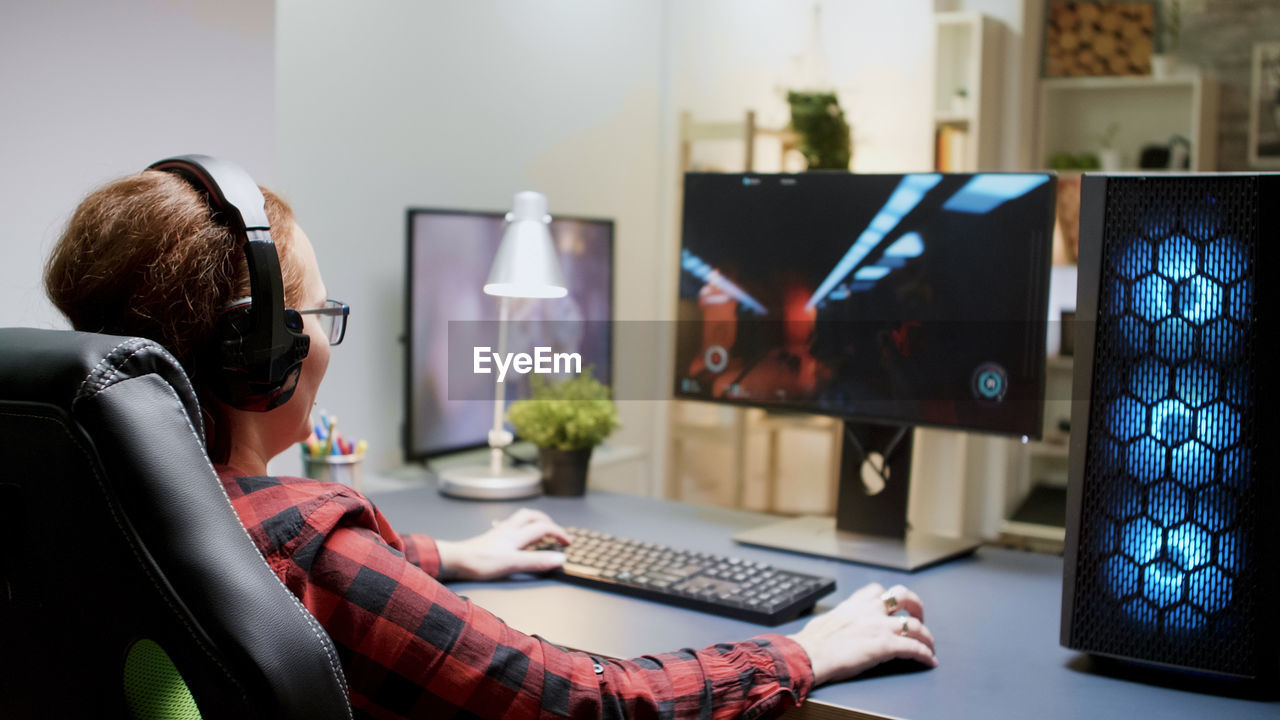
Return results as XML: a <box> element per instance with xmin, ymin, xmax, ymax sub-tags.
<box><xmin>563</xmin><ymin>562</ymin><xmax>603</xmax><ymax>578</ymax></box>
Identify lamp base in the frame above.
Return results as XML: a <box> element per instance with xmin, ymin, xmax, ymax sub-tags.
<box><xmin>437</xmin><ymin>464</ymin><xmax>543</xmax><ymax>500</ymax></box>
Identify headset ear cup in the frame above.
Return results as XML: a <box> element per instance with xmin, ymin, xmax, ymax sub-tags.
<box><xmin>258</xmin><ymin>332</ymin><xmax>309</xmax><ymax>410</ymax></box>
<box><xmin>207</xmin><ymin>305</ymin><xmax>257</xmax><ymax>409</ymax></box>
<box><xmin>207</xmin><ymin>305</ymin><xmax>311</xmax><ymax>411</ymax></box>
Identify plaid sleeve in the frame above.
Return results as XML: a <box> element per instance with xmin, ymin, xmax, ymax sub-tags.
<box><xmin>223</xmin><ymin>473</ymin><xmax>815</xmax><ymax>718</ymax></box>
<box><xmin>399</xmin><ymin>532</ymin><xmax>442</xmax><ymax>578</ymax></box>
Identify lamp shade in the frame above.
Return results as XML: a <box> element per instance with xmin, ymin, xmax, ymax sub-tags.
<box><xmin>484</xmin><ymin>191</ymin><xmax>567</xmax><ymax>299</ymax></box>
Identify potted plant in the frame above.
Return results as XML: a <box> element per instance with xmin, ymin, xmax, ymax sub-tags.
<box><xmin>1151</xmin><ymin>0</ymin><xmax>1181</xmax><ymax>78</ymax></box>
<box><xmin>786</xmin><ymin>90</ymin><xmax>852</xmax><ymax>170</ymax></box>
<box><xmin>507</xmin><ymin>372</ymin><xmax>620</xmax><ymax>496</ymax></box>
<box><xmin>1048</xmin><ymin>151</ymin><xmax>1101</xmax><ymax>172</ymax></box>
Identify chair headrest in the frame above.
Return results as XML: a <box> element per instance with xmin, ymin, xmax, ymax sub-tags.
<box><xmin>0</xmin><ymin>328</ymin><xmax>203</xmax><ymax>440</ymax></box>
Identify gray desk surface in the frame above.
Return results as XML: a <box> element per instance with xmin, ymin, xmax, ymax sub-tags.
<box><xmin>368</xmin><ymin>484</ymin><xmax>1278</xmax><ymax>719</ymax></box>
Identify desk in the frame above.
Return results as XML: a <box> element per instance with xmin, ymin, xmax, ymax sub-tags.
<box><xmin>368</xmin><ymin>484</ymin><xmax>1278</xmax><ymax>719</ymax></box>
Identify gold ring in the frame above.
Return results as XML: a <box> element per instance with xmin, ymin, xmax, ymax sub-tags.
<box><xmin>900</xmin><ymin>618</ymin><xmax>910</xmax><ymax>635</ymax></box>
<box><xmin>881</xmin><ymin>590</ymin><xmax>899</xmax><ymax>613</ymax></box>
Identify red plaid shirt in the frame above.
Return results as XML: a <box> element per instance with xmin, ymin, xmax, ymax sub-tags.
<box><xmin>217</xmin><ymin>468</ymin><xmax>815</xmax><ymax>719</ymax></box>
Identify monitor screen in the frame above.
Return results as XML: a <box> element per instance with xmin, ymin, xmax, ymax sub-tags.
<box><xmin>405</xmin><ymin>209</ymin><xmax>614</xmax><ymax>459</ymax></box>
<box><xmin>675</xmin><ymin>172</ymin><xmax>1055</xmax><ymax>438</ymax></box>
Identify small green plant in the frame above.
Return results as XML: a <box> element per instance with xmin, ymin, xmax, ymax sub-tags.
<box><xmin>1048</xmin><ymin>151</ymin><xmax>1101</xmax><ymax>171</ymax></box>
<box><xmin>787</xmin><ymin>90</ymin><xmax>852</xmax><ymax>170</ymax></box>
<box><xmin>507</xmin><ymin>372</ymin><xmax>620</xmax><ymax>450</ymax></box>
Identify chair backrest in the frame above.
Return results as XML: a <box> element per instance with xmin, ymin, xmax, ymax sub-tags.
<box><xmin>0</xmin><ymin>328</ymin><xmax>350</xmax><ymax>719</ymax></box>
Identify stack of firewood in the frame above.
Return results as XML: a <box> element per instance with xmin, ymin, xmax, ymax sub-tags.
<box><xmin>1045</xmin><ymin>1</ymin><xmax>1155</xmax><ymax>77</ymax></box>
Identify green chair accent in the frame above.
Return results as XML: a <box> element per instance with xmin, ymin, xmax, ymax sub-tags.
<box><xmin>123</xmin><ymin>639</ymin><xmax>201</xmax><ymax>720</ymax></box>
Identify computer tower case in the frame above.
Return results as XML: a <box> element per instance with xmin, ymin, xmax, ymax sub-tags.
<box><xmin>1061</xmin><ymin>172</ymin><xmax>1278</xmax><ymax>679</ymax></box>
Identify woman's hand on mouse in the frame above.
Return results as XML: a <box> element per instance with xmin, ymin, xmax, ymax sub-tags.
<box><xmin>788</xmin><ymin>582</ymin><xmax>937</xmax><ymax>686</ymax></box>
<box><xmin>436</xmin><ymin>508</ymin><xmax>570</xmax><ymax>581</ymax></box>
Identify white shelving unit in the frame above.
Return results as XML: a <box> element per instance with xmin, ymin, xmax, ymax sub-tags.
<box><xmin>998</xmin><ymin>354</ymin><xmax>1075</xmax><ymax>551</ymax></box>
<box><xmin>1028</xmin><ymin>354</ymin><xmax>1075</xmax><ymax>483</ymax></box>
<box><xmin>1037</xmin><ymin>72</ymin><xmax>1219</xmax><ymax>170</ymax></box>
<box><xmin>932</xmin><ymin>11</ymin><xmax>1004</xmax><ymax>171</ymax></box>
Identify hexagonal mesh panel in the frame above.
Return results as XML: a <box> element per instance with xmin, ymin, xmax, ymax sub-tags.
<box><xmin>1069</xmin><ymin>176</ymin><xmax>1258</xmax><ymax>676</ymax></box>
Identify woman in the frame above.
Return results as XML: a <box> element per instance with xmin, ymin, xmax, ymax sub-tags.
<box><xmin>45</xmin><ymin>164</ymin><xmax>937</xmax><ymax>718</ymax></box>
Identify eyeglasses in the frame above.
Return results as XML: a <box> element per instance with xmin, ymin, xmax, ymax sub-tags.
<box><xmin>294</xmin><ymin>298</ymin><xmax>349</xmax><ymax>345</ymax></box>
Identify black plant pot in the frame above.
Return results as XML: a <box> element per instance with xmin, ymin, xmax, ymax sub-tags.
<box><xmin>539</xmin><ymin>446</ymin><xmax>594</xmax><ymax>497</ymax></box>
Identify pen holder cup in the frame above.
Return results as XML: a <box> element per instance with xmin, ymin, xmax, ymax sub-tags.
<box><xmin>303</xmin><ymin>452</ymin><xmax>364</xmax><ymax>492</ymax></box>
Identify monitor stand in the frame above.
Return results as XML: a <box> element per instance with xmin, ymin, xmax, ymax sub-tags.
<box><xmin>733</xmin><ymin>421</ymin><xmax>981</xmax><ymax>571</ymax></box>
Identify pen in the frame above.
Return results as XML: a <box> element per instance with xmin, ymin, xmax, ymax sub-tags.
<box><xmin>325</xmin><ymin>416</ymin><xmax>338</xmax><ymax>456</ymax></box>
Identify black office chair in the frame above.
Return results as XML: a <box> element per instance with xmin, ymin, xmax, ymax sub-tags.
<box><xmin>0</xmin><ymin>328</ymin><xmax>351</xmax><ymax>719</ymax></box>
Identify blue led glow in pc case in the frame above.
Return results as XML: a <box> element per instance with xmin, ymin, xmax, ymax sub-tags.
<box><xmin>1061</xmin><ymin>173</ymin><xmax>1278</xmax><ymax>680</ymax></box>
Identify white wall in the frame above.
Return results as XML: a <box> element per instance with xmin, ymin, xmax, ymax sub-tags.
<box><xmin>0</xmin><ymin>0</ymin><xmax>276</xmax><ymax>331</ymax></box>
<box><xmin>273</xmin><ymin>0</ymin><xmax>668</xmax><ymax>480</ymax></box>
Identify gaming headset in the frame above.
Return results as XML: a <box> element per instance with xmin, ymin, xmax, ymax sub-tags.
<box><xmin>147</xmin><ymin>155</ymin><xmax>310</xmax><ymax>411</ymax></box>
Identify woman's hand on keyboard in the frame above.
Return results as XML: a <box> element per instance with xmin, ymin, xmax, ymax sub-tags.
<box><xmin>436</xmin><ymin>508</ymin><xmax>571</xmax><ymax>581</ymax></box>
<box><xmin>788</xmin><ymin>582</ymin><xmax>937</xmax><ymax>685</ymax></box>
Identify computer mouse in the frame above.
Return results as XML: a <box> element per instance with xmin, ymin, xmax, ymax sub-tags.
<box><xmin>860</xmin><ymin>657</ymin><xmax>937</xmax><ymax>678</ymax></box>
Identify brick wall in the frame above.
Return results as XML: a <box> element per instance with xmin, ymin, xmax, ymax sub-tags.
<box><xmin>1178</xmin><ymin>0</ymin><xmax>1280</xmax><ymax>170</ymax></box>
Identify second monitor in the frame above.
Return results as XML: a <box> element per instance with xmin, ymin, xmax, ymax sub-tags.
<box><xmin>405</xmin><ymin>208</ymin><xmax>614</xmax><ymax>461</ymax></box>
<box><xmin>676</xmin><ymin>172</ymin><xmax>1056</xmax><ymax>569</ymax></box>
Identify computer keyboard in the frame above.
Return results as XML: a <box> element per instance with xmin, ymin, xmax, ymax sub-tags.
<box><xmin>530</xmin><ymin>527</ymin><xmax>836</xmax><ymax>625</ymax></box>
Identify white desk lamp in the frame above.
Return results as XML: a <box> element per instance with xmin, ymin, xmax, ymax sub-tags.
<box><xmin>437</xmin><ymin>191</ymin><xmax>567</xmax><ymax>499</ymax></box>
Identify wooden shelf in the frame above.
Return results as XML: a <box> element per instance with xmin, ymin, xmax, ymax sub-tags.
<box><xmin>1041</xmin><ymin>74</ymin><xmax>1205</xmax><ymax>91</ymax></box>
<box><xmin>678</xmin><ymin>111</ymin><xmax>796</xmax><ymax>174</ymax></box>
<box><xmin>1047</xmin><ymin>355</ymin><xmax>1074</xmax><ymax>372</ymax></box>
<box><xmin>669</xmin><ymin>421</ymin><xmax>739</xmax><ymax>445</ymax></box>
<box><xmin>1000</xmin><ymin>519</ymin><xmax>1066</xmax><ymax>543</ymax></box>
<box><xmin>1028</xmin><ymin>441</ymin><xmax>1070</xmax><ymax>460</ymax></box>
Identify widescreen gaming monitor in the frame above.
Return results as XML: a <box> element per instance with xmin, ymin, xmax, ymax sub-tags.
<box><xmin>676</xmin><ymin>172</ymin><xmax>1056</xmax><ymax>569</ymax></box>
<box><xmin>405</xmin><ymin>209</ymin><xmax>613</xmax><ymax>460</ymax></box>
<box><xmin>676</xmin><ymin>172</ymin><xmax>1055</xmax><ymax>438</ymax></box>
